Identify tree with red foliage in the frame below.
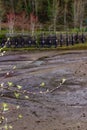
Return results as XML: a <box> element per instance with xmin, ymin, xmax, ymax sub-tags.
<box><xmin>7</xmin><ymin>12</ymin><xmax>15</xmax><ymax>34</ymax></box>
<box><xmin>30</xmin><ymin>12</ymin><xmax>38</xmax><ymax>35</ymax></box>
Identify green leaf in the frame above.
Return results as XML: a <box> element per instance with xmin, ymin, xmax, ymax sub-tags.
<box><xmin>2</xmin><ymin>103</ymin><xmax>9</xmax><ymax>112</ymax></box>
<box><xmin>40</xmin><ymin>82</ymin><xmax>45</xmax><ymax>87</ymax></box>
<box><xmin>4</xmin><ymin>125</ymin><xmax>8</xmax><ymax>130</ymax></box>
<box><xmin>14</xmin><ymin>92</ymin><xmax>20</xmax><ymax>98</ymax></box>
<box><xmin>13</xmin><ymin>66</ymin><xmax>16</xmax><ymax>69</ymax></box>
<box><xmin>0</xmin><ymin>120</ymin><xmax>2</xmax><ymax>124</ymax></box>
<box><xmin>25</xmin><ymin>95</ymin><xmax>29</xmax><ymax>99</ymax></box>
<box><xmin>18</xmin><ymin>114</ymin><xmax>23</xmax><ymax>119</ymax></box>
<box><xmin>1</xmin><ymin>116</ymin><xmax>5</xmax><ymax>120</ymax></box>
<box><xmin>7</xmin><ymin>82</ymin><xmax>14</xmax><ymax>87</ymax></box>
<box><xmin>0</xmin><ymin>48</ymin><xmax>2</xmax><ymax>52</ymax></box>
<box><xmin>0</xmin><ymin>116</ymin><xmax>4</xmax><ymax>124</ymax></box>
<box><xmin>9</xmin><ymin>125</ymin><xmax>13</xmax><ymax>129</ymax></box>
<box><xmin>61</xmin><ymin>78</ymin><xmax>66</xmax><ymax>84</ymax></box>
<box><xmin>17</xmin><ymin>85</ymin><xmax>22</xmax><ymax>89</ymax></box>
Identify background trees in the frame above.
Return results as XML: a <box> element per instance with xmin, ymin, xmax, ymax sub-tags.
<box><xmin>0</xmin><ymin>0</ymin><xmax>87</xmax><ymax>31</ymax></box>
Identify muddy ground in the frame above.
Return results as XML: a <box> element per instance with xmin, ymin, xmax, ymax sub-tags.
<box><xmin>0</xmin><ymin>50</ymin><xmax>87</xmax><ymax>130</ymax></box>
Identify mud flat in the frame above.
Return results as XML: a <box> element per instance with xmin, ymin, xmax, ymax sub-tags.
<box><xmin>0</xmin><ymin>50</ymin><xmax>87</xmax><ymax>130</ymax></box>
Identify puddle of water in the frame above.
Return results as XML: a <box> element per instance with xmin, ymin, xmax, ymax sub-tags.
<box><xmin>33</xmin><ymin>61</ymin><xmax>44</xmax><ymax>66</ymax></box>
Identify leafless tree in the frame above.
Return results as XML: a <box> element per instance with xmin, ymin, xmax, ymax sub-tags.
<box><xmin>52</xmin><ymin>0</ymin><xmax>59</xmax><ymax>32</ymax></box>
<box><xmin>73</xmin><ymin>0</ymin><xmax>85</xmax><ymax>29</ymax></box>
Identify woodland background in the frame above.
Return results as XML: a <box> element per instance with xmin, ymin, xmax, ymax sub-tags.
<box><xmin>0</xmin><ymin>0</ymin><xmax>87</xmax><ymax>32</ymax></box>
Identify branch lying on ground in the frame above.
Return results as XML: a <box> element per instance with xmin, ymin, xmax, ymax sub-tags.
<box><xmin>0</xmin><ymin>78</ymin><xmax>66</xmax><ymax>100</ymax></box>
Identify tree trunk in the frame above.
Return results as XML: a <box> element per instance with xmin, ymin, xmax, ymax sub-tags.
<box><xmin>79</xmin><ymin>0</ymin><xmax>84</xmax><ymax>30</ymax></box>
<box><xmin>64</xmin><ymin>2</ymin><xmax>67</xmax><ymax>31</ymax></box>
<box><xmin>53</xmin><ymin>0</ymin><xmax>59</xmax><ymax>33</ymax></box>
<box><xmin>73</xmin><ymin>0</ymin><xmax>84</xmax><ymax>29</ymax></box>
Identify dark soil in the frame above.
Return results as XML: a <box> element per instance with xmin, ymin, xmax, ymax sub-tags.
<box><xmin>0</xmin><ymin>50</ymin><xmax>87</xmax><ymax>130</ymax></box>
